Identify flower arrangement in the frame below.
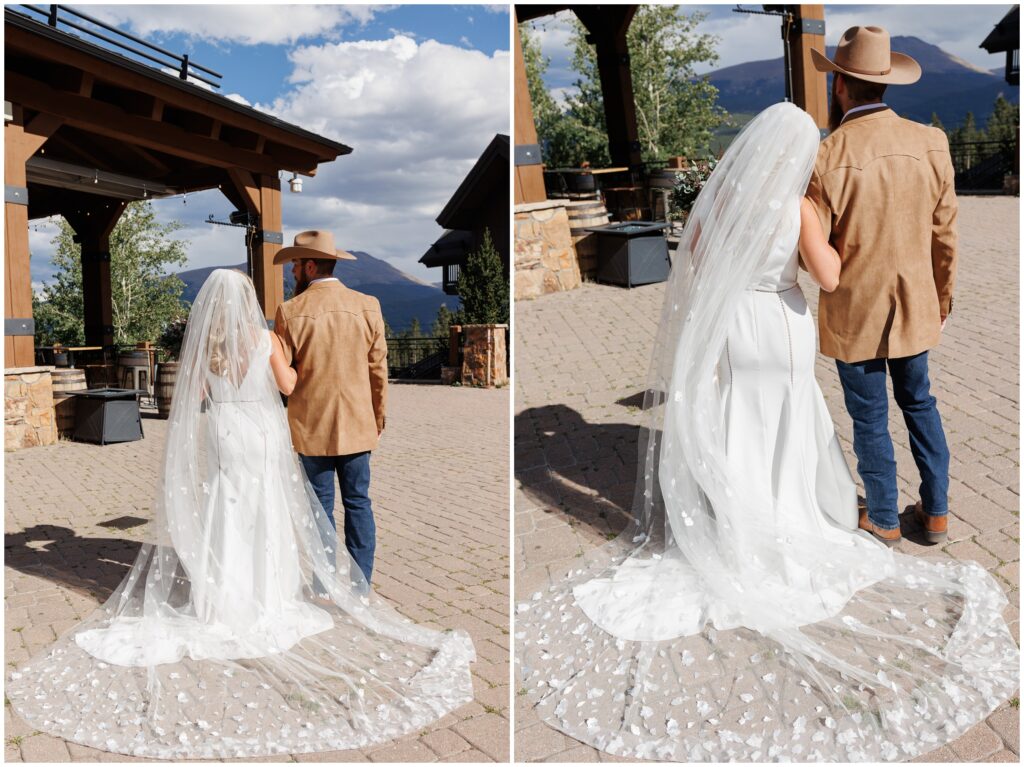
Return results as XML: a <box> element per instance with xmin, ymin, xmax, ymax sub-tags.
<box><xmin>670</xmin><ymin>158</ymin><xmax>719</xmax><ymax>219</ymax></box>
<box><xmin>158</xmin><ymin>316</ymin><xmax>188</xmax><ymax>361</ymax></box>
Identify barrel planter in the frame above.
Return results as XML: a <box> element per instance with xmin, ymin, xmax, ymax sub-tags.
<box><xmin>155</xmin><ymin>361</ymin><xmax>179</xmax><ymax>419</ymax></box>
<box><xmin>566</xmin><ymin>199</ymin><xmax>610</xmax><ymax>279</ymax></box>
<box><xmin>84</xmin><ymin>363</ymin><xmax>118</xmax><ymax>389</ymax></box>
<box><xmin>51</xmin><ymin>368</ymin><xmax>86</xmax><ymax>438</ymax></box>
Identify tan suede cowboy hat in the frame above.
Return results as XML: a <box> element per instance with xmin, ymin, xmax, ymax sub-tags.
<box><xmin>811</xmin><ymin>26</ymin><xmax>921</xmax><ymax>85</ymax></box>
<box><xmin>272</xmin><ymin>230</ymin><xmax>357</xmax><ymax>264</ymax></box>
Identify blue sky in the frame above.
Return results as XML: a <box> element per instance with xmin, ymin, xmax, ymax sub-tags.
<box><xmin>525</xmin><ymin>4</ymin><xmax>1011</xmax><ymax>92</ymax></box>
<box><xmin>29</xmin><ymin>4</ymin><xmax>509</xmax><ymax>287</ymax></box>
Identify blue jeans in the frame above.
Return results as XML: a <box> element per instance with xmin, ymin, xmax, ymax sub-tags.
<box><xmin>835</xmin><ymin>351</ymin><xmax>950</xmax><ymax>530</ymax></box>
<box><xmin>299</xmin><ymin>452</ymin><xmax>376</xmax><ymax>585</ymax></box>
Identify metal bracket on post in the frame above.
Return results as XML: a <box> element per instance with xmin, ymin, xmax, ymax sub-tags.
<box><xmin>260</xmin><ymin>230</ymin><xmax>283</xmax><ymax>245</ymax></box>
<box><xmin>515</xmin><ymin>143</ymin><xmax>542</xmax><ymax>166</ymax></box>
<box><xmin>801</xmin><ymin>18</ymin><xmax>825</xmax><ymax>35</ymax></box>
<box><xmin>5</xmin><ymin>318</ymin><xmax>34</xmax><ymax>336</ymax></box>
<box><xmin>5</xmin><ymin>185</ymin><xmax>28</xmax><ymax>205</ymax></box>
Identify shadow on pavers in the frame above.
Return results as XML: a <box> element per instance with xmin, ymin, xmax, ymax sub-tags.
<box><xmin>5</xmin><ymin>524</ymin><xmax>141</xmax><ymax>603</ymax></box>
<box><xmin>515</xmin><ymin>403</ymin><xmax>651</xmax><ymax>536</ymax></box>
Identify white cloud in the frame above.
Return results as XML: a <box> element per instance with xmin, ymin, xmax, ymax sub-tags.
<box><xmin>252</xmin><ymin>34</ymin><xmax>509</xmax><ymax>278</ymax></box>
<box><xmin>86</xmin><ymin>4</ymin><xmax>392</xmax><ymax>46</ymax></box>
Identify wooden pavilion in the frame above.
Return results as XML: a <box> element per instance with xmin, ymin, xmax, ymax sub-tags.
<box><xmin>4</xmin><ymin>5</ymin><xmax>351</xmax><ymax>369</ymax></box>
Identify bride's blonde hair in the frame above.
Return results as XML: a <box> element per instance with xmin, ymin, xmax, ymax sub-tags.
<box><xmin>207</xmin><ymin>270</ymin><xmax>258</xmax><ymax>379</ymax></box>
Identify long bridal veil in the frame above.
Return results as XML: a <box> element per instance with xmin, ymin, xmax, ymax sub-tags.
<box><xmin>516</xmin><ymin>103</ymin><xmax>1019</xmax><ymax>761</ymax></box>
<box><xmin>8</xmin><ymin>270</ymin><xmax>474</xmax><ymax>759</ymax></box>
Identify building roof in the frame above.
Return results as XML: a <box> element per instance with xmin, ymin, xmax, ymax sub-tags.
<box><xmin>981</xmin><ymin>6</ymin><xmax>1019</xmax><ymax>53</ymax></box>
<box><xmin>5</xmin><ymin>8</ymin><xmax>351</xmax><ymax>160</ymax></box>
<box><xmin>420</xmin><ymin>228</ymin><xmax>474</xmax><ymax>267</ymax></box>
<box><xmin>436</xmin><ymin>134</ymin><xmax>509</xmax><ymax>231</ymax></box>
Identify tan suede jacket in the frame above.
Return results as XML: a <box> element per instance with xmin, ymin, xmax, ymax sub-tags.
<box><xmin>274</xmin><ymin>280</ymin><xmax>387</xmax><ymax>456</ymax></box>
<box><xmin>806</xmin><ymin>107</ymin><xmax>958</xmax><ymax>363</ymax></box>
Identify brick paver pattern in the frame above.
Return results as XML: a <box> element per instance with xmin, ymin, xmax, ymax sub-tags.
<box><xmin>5</xmin><ymin>383</ymin><xmax>510</xmax><ymax>763</ymax></box>
<box><xmin>514</xmin><ymin>196</ymin><xmax>1020</xmax><ymax>762</ymax></box>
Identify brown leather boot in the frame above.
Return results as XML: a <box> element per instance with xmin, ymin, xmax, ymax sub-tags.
<box><xmin>858</xmin><ymin>510</ymin><xmax>901</xmax><ymax>547</ymax></box>
<box><xmin>914</xmin><ymin>501</ymin><xmax>948</xmax><ymax>544</ymax></box>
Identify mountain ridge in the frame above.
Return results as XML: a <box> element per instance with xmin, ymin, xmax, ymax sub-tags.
<box><xmin>177</xmin><ymin>251</ymin><xmax>457</xmax><ymax>333</ymax></box>
<box><xmin>707</xmin><ymin>35</ymin><xmax>1017</xmax><ymax>128</ymax></box>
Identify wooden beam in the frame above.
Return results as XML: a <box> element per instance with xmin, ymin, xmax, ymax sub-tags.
<box><xmin>226</xmin><ymin>168</ymin><xmax>261</xmax><ymax>213</ymax></box>
<box><xmin>65</xmin><ymin>202</ymin><xmax>125</xmax><ymax>348</ymax></box>
<box><xmin>8</xmin><ymin>71</ymin><xmax>292</xmax><ymax>175</ymax></box>
<box><xmin>255</xmin><ymin>174</ymin><xmax>284</xmax><ymax>320</ymax></box>
<box><xmin>6</xmin><ymin>25</ymin><xmax>346</xmax><ymax>162</ymax></box>
<box><xmin>789</xmin><ymin>5</ymin><xmax>828</xmax><ymax>130</ymax></box>
<box><xmin>5</xmin><ymin>105</ymin><xmax>34</xmax><ymax>367</ymax></box>
<box><xmin>576</xmin><ymin>6</ymin><xmax>642</xmax><ymax>168</ymax></box>
<box><xmin>78</xmin><ymin>71</ymin><xmax>95</xmax><ymax>97</ymax></box>
<box><xmin>514</xmin><ymin>9</ymin><xmax>546</xmax><ymax>204</ymax></box>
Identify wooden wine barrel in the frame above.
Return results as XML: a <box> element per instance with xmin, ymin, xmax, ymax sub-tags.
<box><xmin>155</xmin><ymin>361</ymin><xmax>179</xmax><ymax>419</ymax></box>
<box><xmin>566</xmin><ymin>199</ymin><xmax>610</xmax><ymax>278</ymax></box>
<box><xmin>84</xmin><ymin>363</ymin><xmax>118</xmax><ymax>388</ymax></box>
<box><xmin>603</xmin><ymin>186</ymin><xmax>648</xmax><ymax>222</ymax></box>
<box><xmin>51</xmin><ymin>368</ymin><xmax>86</xmax><ymax>437</ymax></box>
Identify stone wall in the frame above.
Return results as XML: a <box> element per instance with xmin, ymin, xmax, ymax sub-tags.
<box><xmin>5</xmin><ymin>366</ymin><xmax>57</xmax><ymax>450</ymax></box>
<box><xmin>459</xmin><ymin>324</ymin><xmax>508</xmax><ymax>388</ymax></box>
<box><xmin>514</xmin><ymin>201</ymin><xmax>581</xmax><ymax>300</ymax></box>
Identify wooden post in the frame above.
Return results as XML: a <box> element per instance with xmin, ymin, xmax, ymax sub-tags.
<box><xmin>224</xmin><ymin>168</ymin><xmax>284</xmax><ymax>321</ymax></box>
<box><xmin>578</xmin><ymin>6</ymin><xmax>642</xmax><ymax>169</ymax></box>
<box><xmin>514</xmin><ymin>10</ymin><xmax>546</xmax><ymax>204</ymax></box>
<box><xmin>65</xmin><ymin>202</ymin><xmax>124</xmax><ymax>349</ymax></box>
<box><xmin>4</xmin><ymin>105</ymin><xmax>62</xmax><ymax>367</ymax></box>
<box><xmin>788</xmin><ymin>5</ymin><xmax>828</xmax><ymax>130</ymax></box>
<box><xmin>256</xmin><ymin>174</ymin><xmax>284</xmax><ymax>320</ymax></box>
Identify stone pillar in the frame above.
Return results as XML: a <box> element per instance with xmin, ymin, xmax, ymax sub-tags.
<box><xmin>4</xmin><ymin>366</ymin><xmax>57</xmax><ymax>449</ymax></box>
<box><xmin>460</xmin><ymin>324</ymin><xmax>508</xmax><ymax>388</ymax></box>
<box><xmin>514</xmin><ymin>201</ymin><xmax>581</xmax><ymax>300</ymax></box>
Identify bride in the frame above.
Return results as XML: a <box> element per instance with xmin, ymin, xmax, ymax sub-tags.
<box><xmin>8</xmin><ymin>269</ymin><xmax>474</xmax><ymax>759</ymax></box>
<box><xmin>516</xmin><ymin>103</ymin><xmax>1018</xmax><ymax>761</ymax></box>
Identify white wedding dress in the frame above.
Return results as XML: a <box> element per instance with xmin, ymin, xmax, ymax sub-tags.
<box><xmin>9</xmin><ymin>270</ymin><xmax>475</xmax><ymax>759</ymax></box>
<box><xmin>517</xmin><ymin>104</ymin><xmax>1019</xmax><ymax>761</ymax></box>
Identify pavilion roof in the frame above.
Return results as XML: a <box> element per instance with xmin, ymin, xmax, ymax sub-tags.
<box><xmin>5</xmin><ymin>7</ymin><xmax>351</xmax><ymax>219</ymax></box>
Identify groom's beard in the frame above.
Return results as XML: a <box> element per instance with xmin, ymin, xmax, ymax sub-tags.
<box><xmin>828</xmin><ymin>77</ymin><xmax>845</xmax><ymax>132</ymax></box>
<box><xmin>294</xmin><ymin>274</ymin><xmax>311</xmax><ymax>295</ymax></box>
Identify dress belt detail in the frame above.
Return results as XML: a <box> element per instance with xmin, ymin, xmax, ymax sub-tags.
<box><xmin>747</xmin><ymin>284</ymin><xmax>798</xmax><ymax>293</ymax></box>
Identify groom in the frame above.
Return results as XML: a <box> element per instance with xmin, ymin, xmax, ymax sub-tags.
<box><xmin>273</xmin><ymin>230</ymin><xmax>388</xmax><ymax>585</ymax></box>
<box><xmin>806</xmin><ymin>26</ymin><xmax>957</xmax><ymax>547</ymax></box>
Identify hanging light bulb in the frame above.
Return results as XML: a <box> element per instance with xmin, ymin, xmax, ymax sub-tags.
<box><xmin>93</xmin><ymin>169</ymin><xmax>99</xmax><ymax>185</ymax></box>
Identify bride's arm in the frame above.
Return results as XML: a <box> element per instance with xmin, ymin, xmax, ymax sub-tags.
<box><xmin>268</xmin><ymin>330</ymin><xmax>297</xmax><ymax>395</ymax></box>
<box><xmin>798</xmin><ymin>196</ymin><xmax>841</xmax><ymax>292</ymax></box>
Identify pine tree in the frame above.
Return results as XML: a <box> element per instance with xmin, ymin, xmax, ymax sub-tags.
<box><xmin>456</xmin><ymin>229</ymin><xmax>508</xmax><ymax>325</ymax></box>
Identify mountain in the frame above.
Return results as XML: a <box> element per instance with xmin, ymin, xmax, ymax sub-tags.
<box><xmin>707</xmin><ymin>36</ymin><xmax>1018</xmax><ymax>129</ymax></box>
<box><xmin>177</xmin><ymin>251</ymin><xmax>458</xmax><ymax>333</ymax></box>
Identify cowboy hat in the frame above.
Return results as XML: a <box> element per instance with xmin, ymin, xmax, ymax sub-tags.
<box><xmin>811</xmin><ymin>26</ymin><xmax>921</xmax><ymax>85</ymax></box>
<box><xmin>272</xmin><ymin>230</ymin><xmax>357</xmax><ymax>265</ymax></box>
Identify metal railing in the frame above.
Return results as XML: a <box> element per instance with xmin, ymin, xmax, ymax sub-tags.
<box><xmin>949</xmin><ymin>139</ymin><xmax>1018</xmax><ymax>191</ymax></box>
<box><xmin>14</xmin><ymin>4</ymin><xmax>222</xmax><ymax>89</ymax></box>
<box><xmin>386</xmin><ymin>336</ymin><xmax>448</xmax><ymax>380</ymax></box>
